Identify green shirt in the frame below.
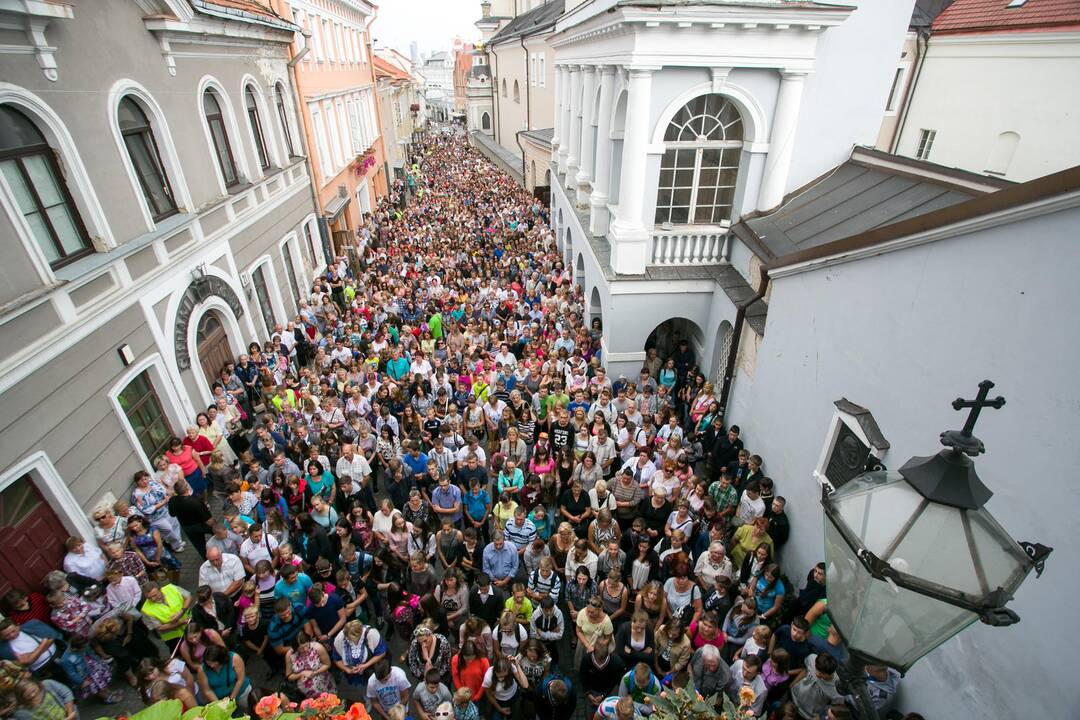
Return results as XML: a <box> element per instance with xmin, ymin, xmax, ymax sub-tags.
<box><xmin>708</xmin><ymin>481</ymin><xmax>738</xmax><ymax>515</ymax></box>
<box><xmin>428</xmin><ymin>312</ymin><xmax>443</xmax><ymax>339</ymax></box>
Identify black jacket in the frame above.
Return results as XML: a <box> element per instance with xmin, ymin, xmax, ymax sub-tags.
<box><xmin>192</xmin><ymin>592</ymin><xmax>237</xmax><ymax>635</ymax></box>
<box><xmin>294</xmin><ymin>527</ymin><xmax>333</xmax><ymax>568</ymax></box>
<box><xmin>614</xmin><ymin>622</ymin><xmax>655</xmax><ymax>668</ymax></box>
<box><xmin>468</xmin><ymin>586</ymin><xmax>506</xmax><ymax>628</ymax></box>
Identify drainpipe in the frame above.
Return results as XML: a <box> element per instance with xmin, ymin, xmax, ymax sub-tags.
<box><xmin>519</xmin><ymin>34</ymin><xmax>531</xmax><ymax>187</ymax></box>
<box><xmin>489</xmin><ymin>44</ymin><xmax>501</xmax><ymax>145</ymax></box>
<box><xmin>890</xmin><ymin>27</ymin><xmax>929</xmax><ymax>154</ymax></box>
<box><xmin>718</xmin><ymin>269</ymin><xmax>769</xmax><ymax>419</ymax></box>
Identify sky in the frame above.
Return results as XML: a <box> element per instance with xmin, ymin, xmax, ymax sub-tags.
<box><xmin>371</xmin><ymin>0</ymin><xmax>480</xmax><ymax>59</ymax></box>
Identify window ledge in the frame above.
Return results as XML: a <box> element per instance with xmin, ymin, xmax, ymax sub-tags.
<box><xmin>227</xmin><ymin>181</ymin><xmax>254</xmax><ymax>197</ymax></box>
<box><xmin>53</xmin><ymin>212</ymin><xmax>195</xmax><ymax>284</ymax></box>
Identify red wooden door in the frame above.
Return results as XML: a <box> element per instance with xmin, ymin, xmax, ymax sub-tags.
<box><xmin>0</xmin><ymin>476</ymin><xmax>67</xmax><ymax>595</ymax></box>
<box><xmin>197</xmin><ymin>312</ymin><xmax>233</xmax><ymax>390</ymax></box>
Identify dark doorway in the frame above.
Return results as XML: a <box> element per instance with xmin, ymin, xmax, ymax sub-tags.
<box><xmin>0</xmin><ymin>476</ymin><xmax>67</xmax><ymax>595</ymax></box>
<box><xmin>196</xmin><ymin>311</ymin><xmax>232</xmax><ymax>389</ymax></box>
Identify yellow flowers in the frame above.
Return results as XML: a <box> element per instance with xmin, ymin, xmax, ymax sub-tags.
<box><xmin>738</xmin><ymin>686</ymin><xmax>757</xmax><ymax>706</ymax></box>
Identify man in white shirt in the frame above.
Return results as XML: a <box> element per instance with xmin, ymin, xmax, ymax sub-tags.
<box><xmin>734</xmin><ymin>483</ymin><xmax>766</xmax><ymax>527</ymax></box>
<box><xmin>239</xmin><ymin>524</ymin><xmax>279</xmax><ymax>573</ymax></box>
<box><xmin>494</xmin><ymin>343</ymin><xmax>517</xmax><ymax>369</ymax></box>
<box><xmin>62</xmin><ymin>537</ymin><xmax>106</xmax><ymax>582</ymax></box>
<box><xmin>336</xmin><ymin>444</ymin><xmax>373</xmax><ymax>487</ymax></box>
<box><xmin>409</xmin><ymin>352</ymin><xmax>433</xmax><ymax>378</ymax></box>
<box><xmin>620</xmin><ymin>450</ymin><xmax>658</xmax><ymax>490</ymax></box>
<box><xmin>198</xmin><ymin>547</ymin><xmax>245</xmax><ymax>598</ymax></box>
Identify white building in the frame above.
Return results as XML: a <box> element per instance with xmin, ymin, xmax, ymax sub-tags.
<box><xmin>422</xmin><ymin>51</ymin><xmax>455</xmax><ymax>122</ymax></box>
<box><xmin>730</xmin><ymin>163</ymin><xmax>1080</xmax><ymax>719</ymax></box>
<box><xmin>550</xmin><ymin>0</ymin><xmax>915</xmax><ymax>384</ymax></box>
<box><xmin>890</xmin><ymin>0</ymin><xmax>1080</xmax><ymax>181</ymax></box>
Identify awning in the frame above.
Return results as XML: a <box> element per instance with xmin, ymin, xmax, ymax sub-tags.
<box><xmin>324</xmin><ymin>194</ymin><xmax>350</xmax><ymax>221</ymax></box>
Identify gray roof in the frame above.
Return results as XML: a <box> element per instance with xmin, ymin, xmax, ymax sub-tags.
<box><xmin>470</xmin><ymin>64</ymin><xmax>491</xmax><ymax>78</ymax></box>
<box><xmin>521</xmin><ymin>127</ymin><xmax>554</xmax><ymax>148</ymax></box>
<box><xmin>489</xmin><ymin>0</ymin><xmax>564</xmax><ymax>44</ymax></box>
<box><xmin>734</xmin><ymin>147</ymin><xmax>1010</xmax><ymax>262</ymax></box>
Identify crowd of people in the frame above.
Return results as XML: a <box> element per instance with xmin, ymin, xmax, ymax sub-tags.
<box><xmin>0</xmin><ymin>130</ymin><xmax>907</xmax><ymax>720</ymax></box>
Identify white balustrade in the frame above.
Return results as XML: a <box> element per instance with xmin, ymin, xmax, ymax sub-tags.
<box><xmin>649</xmin><ymin>230</ymin><xmax>727</xmax><ymax>265</ymax></box>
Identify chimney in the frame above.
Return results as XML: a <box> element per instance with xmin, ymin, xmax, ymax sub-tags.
<box><xmin>481</xmin><ymin>0</ymin><xmax>491</xmax><ymax>18</ymax></box>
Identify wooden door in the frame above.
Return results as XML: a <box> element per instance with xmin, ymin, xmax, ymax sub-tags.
<box><xmin>196</xmin><ymin>311</ymin><xmax>232</xmax><ymax>389</ymax></box>
<box><xmin>0</xmin><ymin>476</ymin><xmax>67</xmax><ymax>595</ymax></box>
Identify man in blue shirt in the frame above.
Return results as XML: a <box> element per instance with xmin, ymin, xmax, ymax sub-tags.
<box><xmin>431</xmin><ymin>475</ymin><xmax>463</xmax><ymax>525</ymax></box>
<box><xmin>273</xmin><ymin>564</ymin><xmax>312</xmax><ymax>612</ymax></box>
<box><xmin>385</xmin><ymin>347</ymin><xmax>410</xmax><ymax>382</ymax></box>
<box><xmin>462</xmin><ymin>474</ymin><xmax>492</xmax><ymax>542</ymax></box>
<box><xmin>481</xmin><ymin>531</ymin><xmax>519</xmax><ymax>589</ymax></box>
<box><xmin>268</xmin><ymin>598</ymin><xmax>305</xmax><ymax>656</ymax></box>
<box><xmin>402</xmin><ymin>442</ymin><xmax>429</xmax><ymax>478</ymax></box>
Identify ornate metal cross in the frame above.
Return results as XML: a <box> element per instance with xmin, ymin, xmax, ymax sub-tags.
<box><xmin>941</xmin><ymin>379</ymin><xmax>1006</xmax><ymax>456</ymax></box>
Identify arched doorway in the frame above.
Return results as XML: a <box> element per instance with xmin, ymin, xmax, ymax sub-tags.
<box><xmin>481</xmin><ymin>112</ymin><xmax>491</xmax><ymax>131</ymax></box>
<box><xmin>589</xmin><ymin>286</ymin><xmax>603</xmax><ymax>329</ymax></box>
<box><xmin>644</xmin><ymin>317</ymin><xmax>705</xmax><ymax>364</ymax></box>
<box><xmin>575</xmin><ymin>253</ymin><xmax>585</xmax><ymax>292</ymax></box>
<box><xmin>196</xmin><ymin>310</ymin><xmax>233</xmax><ymax>390</ymax></box>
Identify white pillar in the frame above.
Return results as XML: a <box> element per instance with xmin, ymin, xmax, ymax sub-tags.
<box><xmin>608</xmin><ymin>66</ymin><xmax>655</xmax><ymax>275</ymax></box>
<box><xmin>589</xmin><ymin>65</ymin><xmax>616</xmax><ymax>236</ymax></box>
<box><xmin>557</xmin><ymin>65</ymin><xmax>572</xmax><ymax>175</ymax></box>
<box><xmin>758</xmin><ymin>70</ymin><xmax>808</xmax><ymax>211</ymax></box>
<box><xmin>566</xmin><ymin>65</ymin><xmax>582</xmax><ymax>188</ymax></box>
<box><xmin>575</xmin><ymin>65</ymin><xmax>597</xmax><ymax>207</ymax></box>
<box><xmin>551</xmin><ymin>66</ymin><xmax>564</xmax><ymax>156</ymax></box>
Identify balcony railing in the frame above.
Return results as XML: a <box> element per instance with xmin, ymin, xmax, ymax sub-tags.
<box><xmin>649</xmin><ymin>228</ymin><xmax>728</xmax><ymax>265</ymax></box>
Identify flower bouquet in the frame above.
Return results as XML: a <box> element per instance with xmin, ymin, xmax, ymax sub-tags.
<box><xmin>255</xmin><ymin>693</ymin><xmax>369</xmax><ymax>720</ymax></box>
<box><xmin>646</xmin><ymin>677</ymin><xmax>755</xmax><ymax>720</ymax></box>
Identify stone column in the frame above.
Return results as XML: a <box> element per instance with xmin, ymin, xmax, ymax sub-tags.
<box><xmin>551</xmin><ymin>66</ymin><xmax>564</xmax><ymax>157</ymax></box>
<box><xmin>566</xmin><ymin>65</ymin><xmax>583</xmax><ymax>188</ymax></box>
<box><xmin>758</xmin><ymin>70</ymin><xmax>808</xmax><ymax>211</ymax></box>
<box><xmin>557</xmin><ymin>64</ymin><xmax>572</xmax><ymax>175</ymax></box>
<box><xmin>608</xmin><ymin>66</ymin><xmax>655</xmax><ymax>275</ymax></box>
<box><xmin>575</xmin><ymin>65</ymin><xmax>597</xmax><ymax>207</ymax></box>
<box><xmin>589</xmin><ymin>65</ymin><xmax>616</xmax><ymax>236</ymax></box>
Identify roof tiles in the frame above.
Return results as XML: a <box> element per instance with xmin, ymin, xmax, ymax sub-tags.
<box><xmin>932</xmin><ymin>0</ymin><xmax>1080</xmax><ymax>34</ymax></box>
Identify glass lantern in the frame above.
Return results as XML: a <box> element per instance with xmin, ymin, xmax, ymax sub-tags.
<box><xmin>822</xmin><ymin>467</ymin><xmax>1035</xmax><ymax>672</ymax></box>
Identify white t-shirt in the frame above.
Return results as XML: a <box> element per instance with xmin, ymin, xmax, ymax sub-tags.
<box><xmin>10</xmin><ymin>631</ymin><xmax>54</xmax><ymax>671</ymax></box>
<box><xmin>366</xmin><ymin>665</ymin><xmax>410</xmax><ymax>711</ymax></box>
<box><xmin>482</xmin><ymin>665</ymin><xmax>520</xmax><ymax>702</ymax></box>
<box><xmin>240</xmin><ymin>534</ymin><xmax>279</xmax><ymax>569</ymax></box>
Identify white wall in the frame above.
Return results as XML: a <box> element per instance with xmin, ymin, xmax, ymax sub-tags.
<box><xmin>787</xmin><ymin>0</ymin><xmax>915</xmax><ymax>191</ymax></box>
<box><xmin>895</xmin><ymin>32</ymin><xmax>1080</xmax><ymax>182</ymax></box>
<box><xmin>727</xmin><ymin>201</ymin><xmax>1080</xmax><ymax>719</ymax></box>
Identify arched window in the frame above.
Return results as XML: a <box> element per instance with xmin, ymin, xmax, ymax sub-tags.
<box><xmin>203</xmin><ymin>90</ymin><xmax>239</xmax><ymax>187</ymax></box>
<box><xmin>513</xmin><ymin>80</ymin><xmax>520</xmax><ymax>103</ymax></box>
<box><xmin>275</xmin><ymin>83</ymin><xmax>295</xmax><ymax>157</ymax></box>
<box><xmin>118</xmin><ymin>97</ymin><xmax>178</xmax><ymax>221</ymax></box>
<box><xmin>655</xmin><ymin>94</ymin><xmax>743</xmax><ymax>226</ymax></box>
<box><xmin>481</xmin><ymin>112</ymin><xmax>491</xmax><ymax>130</ymax></box>
<box><xmin>245</xmin><ymin>86</ymin><xmax>270</xmax><ymax>170</ymax></box>
<box><xmin>0</xmin><ymin>105</ymin><xmax>93</xmax><ymax>267</ymax></box>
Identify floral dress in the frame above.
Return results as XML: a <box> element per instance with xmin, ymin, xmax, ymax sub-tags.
<box><xmin>291</xmin><ymin>643</ymin><xmax>335</xmax><ymax>698</ymax></box>
<box><xmin>131</xmin><ymin>527</ymin><xmax>179</xmax><ymax>569</ymax></box>
<box><xmin>59</xmin><ymin>646</ymin><xmax>112</xmax><ymax>700</ymax></box>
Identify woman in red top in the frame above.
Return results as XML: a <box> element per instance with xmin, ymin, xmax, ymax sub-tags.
<box><xmin>687</xmin><ymin>611</ymin><xmax>726</xmax><ymax>652</ymax></box>
<box><xmin>166</xmin><ymin>436</ymin><xmax>208</xmax><ymax>498</ymax></box>
<box><xmin>183</xmin><ymin>426</ymin><xmax>214</xmax><ymax>468</ymax></box>
<box><xmin>450</xmin><ymin>639</ymin><xmax>490</xmax><ymax>704</ymax></box>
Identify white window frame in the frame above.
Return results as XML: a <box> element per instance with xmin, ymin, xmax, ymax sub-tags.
<box><xmin>246</xmin><ymin>254</ymin><xmax>287</xmax><ymax>338</ymax></box>
<box><xmin>324</xmin><ymin>100</ymin><xmax>344</xmax><ymax>168</ymax></box>
<box><xmin>336</xmin><ymin>23</ymin><xmax>346</xmax><ymax>63</ymax></box>
<box><xmin>310</xmin><ymin>13</ymin><xmax>324</xmax><ymax>62</ymax></box>
<box><xmin>324</xmin><ymin>19</ymin><xmax>335</xmax><ymax>62</ymax></box>
<box><xmin>107</xmin><ymin>352</ymin><xmax>189</xmax><ymax>474</ymax></box>
<box><xmin>303</xmin><ymin>213</ymin><xmax>325</xmax><ymax>274</ymax></box>
<box><xmin>539</xmin><ymin>54</ymin><xmax>546</xmax><ymax>88</ymax></box>
<box><xmin>278</xmin><ymin>232</ymin><xmax>304</xmax><ymax>312</ymax></box>
<box><xmin>916</xmin><ymin>129</ymin><xmax>936</xmax><ymax>160</ymax></box>
<box><xmin>309</xmin><ymin>105</ymin><xmax>331</xmax><ymax>180</ymax></box>
<box><xmin>884</xmin><ymin>66</ymin><xmax>906</xmax><ymax>115</ymax></box>
<box><xmin>336</xmin><ymin>99</ymin><xmax>351</xmax><ymax>161</ymax></box>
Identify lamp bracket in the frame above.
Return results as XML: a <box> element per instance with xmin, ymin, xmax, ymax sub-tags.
<box><xmin>1018</xmin><ymin>541</ymin><xmax>1053</xmax><ymax>578</ymax></box>
<box><xmin>980</xmin><ymin>606</ymin><xmax>1021</xmax><ymax>627</ymax></box>
<box><xmin>856</xmin><ymin>547</ymin><xmax>896</xmax><ymax>582</ymax></box>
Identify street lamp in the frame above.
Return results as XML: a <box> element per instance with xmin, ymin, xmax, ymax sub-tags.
<box><xmin>821</xmin><ymin>380</ymin><xmax>1052</xmax><ymax>717</ymax></box>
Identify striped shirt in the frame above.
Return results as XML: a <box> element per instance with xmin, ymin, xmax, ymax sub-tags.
<box><xmin>503</xmin><ymin>517</ymin><xmax>537</xmax><ymax>550</ymax></box>
<box><xmin>528</xmin><ymin>569</ymin><xmax>562</xmax><ymax>600</ymax></box>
